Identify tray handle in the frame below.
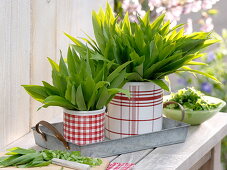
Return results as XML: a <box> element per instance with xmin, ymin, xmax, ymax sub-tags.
<box><xmin>163</xmin><ymin>101</ymin><xmax>185</xmax><ymax>121</ymax></box>
<box><xmin>35</xmin><ymin>120</ymin><xmax>70</xmax><ymax>150</ymax></box>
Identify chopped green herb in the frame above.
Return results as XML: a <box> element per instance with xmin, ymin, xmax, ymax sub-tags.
<box><xmin>166</xmin><ymin>87</ymin><xmax>221</xmax><ymax>111</ymax></box>
<box><xmin>0</xmin><ymin>147</ymin><xmax>102</xmax><ymax>168</ymax></box>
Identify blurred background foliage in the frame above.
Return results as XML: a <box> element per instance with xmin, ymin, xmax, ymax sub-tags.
<box><xmin>114</xmin><ymin>0</ymin><xmax>227</xmax><ymax>168</ymax></box>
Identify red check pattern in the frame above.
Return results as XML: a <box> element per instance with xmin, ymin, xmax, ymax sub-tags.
<box><xmin>107</xmin><ymin>163</ymin><xmax>135</xmax><ymax>170</ymax></box>
<box><xmin>63</xmin><ymin>112</ymin><xmax>105</xmax><ymax>146</ymax></box>
<box><xmin>106</xmin><ymin>83</ymin><xmax>163</xmax><ymax>140</ymax></box>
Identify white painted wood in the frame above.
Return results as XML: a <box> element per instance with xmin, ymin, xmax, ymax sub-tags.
<box><xmin>135</xmin><ymin>113</ymin><xmax>227</xmax><ymax>170</ymax></box>
<box><xmin>190</xmin><ymin>151</ymin><xmax>211</xmax><ymax>170</ymax></box>
<box><xmin>210</xmin><ymin>142</ymin><xmax>222</xmax><ymax>170</ymax></box>
<box><xmin>30</xmin><ymin>0</ymin><xmax>62</xmax><ymax>126</ymax></box>
<box><xmin>199</xmin><ymin>142</ymin><xmax>222</xmax><ymax>170</ymax></box>
<box><xmin>111</xmin><ymin>149</ymin><xmax>153</xmax><ymax>164</ymax></box>
<box><xmin>0</xmin><ymin>0</ymin><xmax>30</xmax><ymax>149</ymax></box>
<box><xmin>0</xmin><ymin>132</ymin><xmax>35</xmax><ymax>152</ymax></box>
<box><xmin>104</xmin><ymin>156</ymin><xmax>119</xmax><ymax>162</ymax></box>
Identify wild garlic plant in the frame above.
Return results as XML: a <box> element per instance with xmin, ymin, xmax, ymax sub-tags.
<box><xmin>66</xmin><ymin>3</ymin><xmax>220</xmax><ymax>91</ymax></box>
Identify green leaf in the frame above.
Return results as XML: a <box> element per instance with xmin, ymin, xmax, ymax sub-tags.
<box><xmin>107</xmin><ymin>61</ymin><xmax>131</xmax><ymax>82</ymax></box>
<box><xmin>52</xmin><ymin>70</ymin><xmax>67</xmax><ymax>97</ymax></box>
<box><xmin>2</xmin><ymin>153</ymin><xmax>39</xmax><ymax>167</ymax></box>
<box><xmin>0</xmin><ymin>155</ymin><xmax>22</xmax><ymax>167</ymax></box>
<box><xmin>65</xmin><ymin>80</ymin><xmax>72</xmax><ymax>102</ymax></box>
<box><xmin>164</xmin><ymin>76</ymin><xmax>171</xmax><ymax>92</ymax></box>
<box><xmin>64</xmin><ymin>33</ymin><xmax>87</xmax><ymax>48</ymax></box>
<box><xmin>67</xmin><ymin>47</ymin><xmax>77</xmax><ymax>76</ymax></box>
<box><xmin>108</xmin><ymin>88</ymin><xmax>130</xmax><ymax>98</ymax></box>
<box><xmin>109</xmin><ymin>69</ymin><xmax>127</xmax><ymax>88</ymax></box>
<box><xmin>122</xmin><ymin>13</ymin><xmax>131</xmax><ymax>35</ymax></box>
<box><xmin>96</xmin><ymin>86</ymin><xmax>109</xmax><ymax>109</ymax></box>
<box><xmin>178</xmin><ymin>67</ymin><xmax>221</xmax><ymax>84</ymax></box>
<box><xmin>150</xmin><ymin>14</ymin><xmax>165</xmax><ymax>32</ymax></box>
<box><xmin>59</xmin><ymin>52</ymin><xmax>69</xmax><ymax>76</ymax></box>
<box><xmin>47</xmin><ymin>58</ymin><xmax>59</xmax><ymax>72</ymax></box>
<box><xmin>146</xmin><ymin>79</ymin><xmax>169</xmax><ymax>91</ymax></box>
<box><xmin>81</xmin><ymin>37</ymin><xmax>101</xmax><ymax>53</ymax></box>
<box><xmin>22</xmin><ymin>85</ymin><xmax>48</xmax><ymax>102</ymax></box>
<box><xmin>76</xmin><ymin>85</ymin><xmax>87</xmax><ymax>110</ymax></box>
<box><xmin>6</xmin><ymin>147</ymin><xmax>36</xmax><ymax>155</ymax></box>
<box><xmin>42</xmin><ymin>96</ymin><xmax>76</xmax><ymax>110</ymax></box>
<box><xmin>71</xmin><ymin>85</ymin><xmax>76</xmax><ymax>105</ymax></box>
<box><xmin>42</xmin><ymin>81</ymin><xmax>59</xmax><ymax>96</ymax></box>
<box><xmin>187</xmin><ymin>61</ymin><xmax>208</xmax><ymax>66</ymax></box>
<box><xmin>127</xmin><ymin>72</ymin><xmax>143</xmax><ymax>81</ymax></box>
<box><xmin>83</xmin><ymin>75</ymin><xmax>95</xmax><ymax>104</ymax></box>
<box><xmin>142</xmin><ymin>11</ymin><xmax>150</xmax><ymax>26</ymax></box>
<box><xmin>92</xmin><ymin>11</ymin><xmax>106</xmax><ymax>52</ymax></box>
<box><xmin>144</xmin><ymin>51</ymin><xmax>183</xmax><ymax>78</ymax></box>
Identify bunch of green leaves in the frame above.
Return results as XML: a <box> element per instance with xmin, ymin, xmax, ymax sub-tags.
<box><xmin>166</xmin><ymin>87</ymin><xmax>221</xmax><ymax>111</ymax></box>
<box><xmin>65</xmin><ymin>3</ymin><xmax>220</xmax><ymax>91</ymax></box>
<box><xmin>0</xmin><ymin>147</ymin><xmax>102</xmax><ymax>168</ymax></box>
<box><xmin>22</xmin><ymin>46</ymin><xmax>130</xmax><ymax>111</ymax></box>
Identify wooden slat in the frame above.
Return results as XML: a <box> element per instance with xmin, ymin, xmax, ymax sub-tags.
<box><xmin>190</xmin><ymin>151</ymin><xmax>211</xmax><ymax>170</ymax></box>
<box><xmin>135</xmin><ymin>113</ymin><xmax>227</xmax><ymax>170</ymax></box>
<box><xmin>0</xmin><ymin>0</ymin><xmax>30</xmax><ymax>149</ymax></box>
<box><xmin>30</xmin><ymin>0</ymin><xmax>62</xmax><ymax>126</ymax></box>
<box><xmin>199</xmin><ymin>142</ymin><xmax>222</xmax><ymax>170</ymax></box>
<box><xmin>0</xmin><ymin>133</ymin><xmax>35</xmax><ymax>152</ymax></box>
<box><xmin>111</xmin><ymin>149</ymin><xmax>153</xmax><ymax>164</ymax></box>
<box><xmin>104</xmin><ymin>156</ymin><xmax>119</xmax><ymax>162</ymax></box>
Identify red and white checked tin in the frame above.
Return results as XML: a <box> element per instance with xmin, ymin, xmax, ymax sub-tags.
<box><xmin>106</xmin><ymin>82</ymin><xmax>163</xmax><ymax>140</ymax></box>
<box><xmin>63</xmin><ymin>107</ymin><xmax>106</xmax><ymax>145</ymax></box>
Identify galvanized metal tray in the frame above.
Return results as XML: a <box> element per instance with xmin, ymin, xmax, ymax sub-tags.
<box><xmin>32</xmin><ymin>118</ymin><xmax>189</xmax><ymax>157</ymax></box>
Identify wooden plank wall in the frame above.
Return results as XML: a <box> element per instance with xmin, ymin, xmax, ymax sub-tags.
<box><xmin>0</xmin><ymin>0</ymin><xmax>113</xmax><ymax>149</ymax></box>
<box><xmin>0</xmin><ymin>0</ymin><xmax>31</xmax><ymax>148</ymax></box>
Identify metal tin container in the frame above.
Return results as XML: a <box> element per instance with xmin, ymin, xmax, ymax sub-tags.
<box><xmin>32</xmin><ymin>118</ymin><xmax>189</xmax><ymax>157</ymax></box>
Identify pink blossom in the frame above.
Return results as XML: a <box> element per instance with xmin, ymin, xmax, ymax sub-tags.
<box><xmin>156</xmin><ymin>6</ymin><xmax>166</xmax><ymax>14</ymax></box>
<box><xmin>138</xmin><ymin>10</ymin><xmax>146</xmax><ymax>17</ymax></box>
<box><xmin>165</xmin><ymin>11</ymin><xmax>175</xmax><ymax>21</ymax></box>
<box><xmin>167</xmin><ymin>0</ymin><xmax>179</xmax><ymax>7</ymax></box>
<box><xmin>202</xmin><ymin>0</ymin><xmax>213</xmax><ymax>10</ymax></box>
<box><xmin>122</xmin><ymin>0</ymin><xmax>142</xmax><ymax>14</ymax></box>
<box><xmin>171</xmin><ymin>6</ymin><xmax>183</xmax><ymax>18</ymax></box>
<box><xmin>210</xmin><ymin>0</ymin><xmax>220</xmax><ymax>5</ymax></box>
<box><xmin>183</xmin><ymin>3</ymin><xmax>192</xmax><ymax>14</ymax></box>
<box><xmin>191</xmin><ymin>0</ymin><xmax>202</xmax><ymax>12</ymax></box>
<box><xmin>200</xmin><ymin>24</ymin><xmax>214</xmax><ymax>32</ymax></box>
<box><xmin>148</xmin><ymin>0</ymin><xmax>162</xmax><ymax>7</ymax></box>
<box><xmin>122</xmin><ymin>0</ymin><xmax>145</xmax><ymax>22</ymax></box>
<box><xmin>200</xmin><ymin>17</ymin><xmax>214</xmax><ymax>32</ymax></box>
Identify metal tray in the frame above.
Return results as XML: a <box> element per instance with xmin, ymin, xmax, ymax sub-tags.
<box><xmin>32</xmin><ymin>118</ymin><xmax>189</xmax><ymax>157</ymax></box>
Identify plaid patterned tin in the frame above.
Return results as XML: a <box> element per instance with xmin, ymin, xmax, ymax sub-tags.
<box><xmin>106</xmin><ymin>82</ymin><xmax>163</xmax><ymax>140</ymax></box>
<box><xmin>63</xmin><ymin>107</ymin><xmax>106</xmax><ymax>145</ymax></box>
